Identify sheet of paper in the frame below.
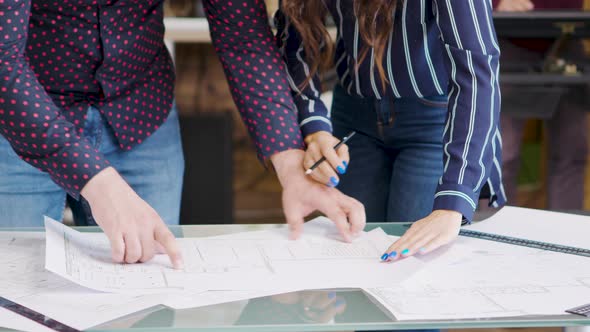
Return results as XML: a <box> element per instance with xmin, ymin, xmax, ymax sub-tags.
<box><xmin>365</xmin><ymin>234</ymin><xmax>590</xmax><ymax>320</ymax></box>
<box><xmin>464</xmin><ymin>206</ymin><xmax>590</xmax><ymax>250</ymax></box>
<box><xmin>45</xmin><ymin>217</ymin><xmax>423</xmax><ymax>294</ymax></box>
<box><xmin>0</xmin><ymin>232</ymin><xmax>165</xmax><ymax>330</ymax></box>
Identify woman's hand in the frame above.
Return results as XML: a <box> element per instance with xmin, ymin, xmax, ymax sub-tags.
<box><xmin>303</xmin><ymin>131</ymin><xmax>350</xmax><ymax>187</ymax></box>
<box><xmin>496</xmin><ymin>0</ymin><xmax>534</xmax><ymax>12</ymax></box>
<box><xmin>381</xmin><ymin>210</ymin><xmax>462</xmax><ymax>261</ymax></box>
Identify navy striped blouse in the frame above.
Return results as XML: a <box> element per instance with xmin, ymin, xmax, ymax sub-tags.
<box><xmin>275</xmin><ymin>0</ymin><xmax>506</xmax><ymax>220</ymax></box>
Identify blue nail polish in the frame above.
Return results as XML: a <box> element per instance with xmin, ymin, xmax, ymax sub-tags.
<box><xmin>328</xmin><ymin>292</ymin><xmax>336</xmax><ymax>299</ymax></box>
<box><xmin>419</xmin><ymin>247</ymin><xmax>426</xmax><ymax>253</ymax></box>
<box><xmin>388</xmin><ymin>251</ymin><xmax>397</xmax><ymax>259</ymax></box>
<box><xmin>337</xmin><ymin>166</ymin><xmax>345</xmax><ymax>174</ymax></box>
<box><xmin>401</xmin><ymin>249</ymin><xmax>410</xmax><ymax>256</ymax></box>
<box><xmin>335</xmin><ymin>299</ymin><xmax>345</xmax><ymax>307</ymax></box>
<box><xmin>343</xmin><ymin>161</ymin><xmax>348</xmax><ymax>168</ymax></box>
<box><xmin>380</xmin><ymin>253</ymin><xmax>389</xmax><ymax>261</ymax></box>
<box><xmin>330</xmin><ymin>177</ymin><xmax>339</xmax><ymax>186</ymax></box>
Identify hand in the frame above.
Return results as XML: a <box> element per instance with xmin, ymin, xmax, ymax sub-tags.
<box><xmin>81</xmin><ymin>167</ymin><xmax>184</xmax><ymax>269</ymax></box>
<box><xmin>382</xmin><ymin>210</ymin><xmax>462</xmax><ymax>261</ymax></box>
<box><xmin>272</xmin><ymin>291</ymin><xmax>346</xmax><ymax>323</ymax></box>
<box><xmin>496</xmin><ymin>0</ymin><xmax>534</xmax><ymax>12</ymax></box>
<box><xmin>271</xmin><ymin>149</ymin><xmax>365</xmax><ymax>242</ymax></box>
<box><xmin>304</xmin><ymin>131</ymin><xmax>349</xmax><ymax>187</ymax></box>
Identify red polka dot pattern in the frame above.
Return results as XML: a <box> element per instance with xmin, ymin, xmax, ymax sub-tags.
<box><xmin>203</xmin><ymin>0</ymin><xmax>305</xmax><ymax>160</ymax></box>
<box><xmin>0</xmin><ymin>0</ymin><xmax>174</xmax><ymax>198</ymax></box>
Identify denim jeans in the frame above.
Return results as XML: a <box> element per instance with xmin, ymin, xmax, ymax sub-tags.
<box><xmin>0</xmin><ymin>105</ymin><xmax>184</xmax><ymax>227</ymax></box>
<box><xmin>332</xmin><ymin>84</ymin><xmax>448</xmax><ymax>223</ymax></box>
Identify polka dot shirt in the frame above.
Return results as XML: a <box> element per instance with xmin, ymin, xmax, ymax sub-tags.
<box><xmin>0</xmin><ymin>0</ymin><xmax>175</xmax><ymax>198</ymax></box>
<box><xmin>1</xmin><ymin>0</ymin><xmax>304</xmax><ymax>200</ymax></box>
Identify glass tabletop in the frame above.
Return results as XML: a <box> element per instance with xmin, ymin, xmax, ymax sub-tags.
<box><xmin>2</xmin><ymin>223</ymin><xmax>590</xmax><ymax>331</ymax></box>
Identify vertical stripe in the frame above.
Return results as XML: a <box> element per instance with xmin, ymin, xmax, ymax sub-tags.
<box><xmin>353</xmin><ymin>19</ymin><xmax>363</xmax><ymax>97</ymax></box>
<box><xmin>482</xmin><ymin>0</ymin><xmax>500</xmax><ymax>53</ymax></box>
<box><xmin>491</xmin><ymin>130</ymin><xmax>506</xmax><ymax>199</ymax></box>
<box><xmin>444</xmin><ymin>0</ymin><xmax>464</xmax><ymax>49</ymax></box>
<box><xmin>386</xmin><ymin>28</ymin><xmax>402</xmax><ymax>98</ymax></box>
<box><xmin>458</xmin><ymin>50</ymin><xmax>478</xmax><ymax>184</ymax></box>
<box><xmin>402</xmin><ymin>0</ymin><xmax>423</xmax><ymax>97</ymax></box>
<box><xmin>286</xmin><ymin>70</ymin><xmax>308</xmax><ymax>101</ymax></box>
<box><xmin>475</xmin><ymin>55</ymin><xmax>496</xmax><ymax>190</ymax></box>
<box><xmin>442</xmin><ymin>44</ymin><xmax>460</xmax><ymax>176</ymax></box>
<box><xmin>296</xmin><ymin>47</ymin><xmax>319</xmax><ymax>98</ymax></box>
<box><xmin>467</xmin><ymin>0</ymin><xmax>488</xmax><ymax>54</ymax></box>
<box><xmin>369</xmin><ymin>48</ymin><xmax>382</xmax><ymax>99</ymax></box>
<box><xmin>421</xmin><ymin>0</ymin><xmax>444</xmax><ymax>95</ymax></box>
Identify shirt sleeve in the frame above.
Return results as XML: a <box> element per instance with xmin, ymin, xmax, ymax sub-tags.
<box><xmin>274</xmin><ymin>8</ymin><xmax>332</xmax><ymax>137</ymax></box>
<box><xmin>432</xmin><ymin>0</ymin><xmax>502</xmax><ymax>221</ymax></box>
<box><xmin>0</xmin><ymin>0</ymin><xmax>109</xmax><ymax>199</ymax></box>
<box><xmin>202</xmin><ymin>0</ymin><xmax>306</xmax><ymax>160</ymax></box>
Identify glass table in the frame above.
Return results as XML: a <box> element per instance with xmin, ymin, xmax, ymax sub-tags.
<box><xmin>2</xmin><ymin>223</ymin><xmax>590</xmax><ymax>331</ymax></box>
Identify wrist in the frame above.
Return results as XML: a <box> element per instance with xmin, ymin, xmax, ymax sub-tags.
<box><xmin>80</xmin><ymin>167</ymin><xmax>126</xmax><ymax>202</ymax></box>
<box><xmin>304</xmin><ymin>130</ymin><xmax>332</xmax><ymax>145</ymax></box>
<box><xmin>270</xmin><ymin>149</ymin><xmax>305</xmax><ymax>187</ymax></box>
<box><xmin>432</xmin><ymin>209</ymin><xmax>463</xmax><ymax>221</ymax></box>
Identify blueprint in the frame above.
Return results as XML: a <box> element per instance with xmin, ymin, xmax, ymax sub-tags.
<box><xmin>366</xmin><ymin>232</ymin><xmax>590</xmax><ymax>320</ymax></box>
<box><xmin>45</xmin><ymin>217</ymin><xmax>423</xmax><ymax>294</ymax></box>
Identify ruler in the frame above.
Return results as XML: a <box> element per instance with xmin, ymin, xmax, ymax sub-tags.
<box><xmin>459</xmin><ymin>229</ymin><xmax>590</xmax><ymax>258</ymax></box>
<box><xmin>0</xmin><ymin>296</ymin><xmax>80</xmax><ymax>332</ymax></box>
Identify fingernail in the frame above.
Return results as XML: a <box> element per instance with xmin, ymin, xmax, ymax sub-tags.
<box><xmin>388</xmin><ymin>251</ymin><xmax>398</xmax><ymax>260</ymax></box>
<box><xmin>330</xmin><ymin>177</ymin><xmax>339</xmax><ymax>186</ymax></box>
<box><xmin>328</xmin><ymin>292</ymin><xmax>336</xmax><ymax>299</ymax></box>
<box><xmin>337</xmin><ymin>165</ymin><xmax>346</xmax><ymax>174</ymax></box>
<box><xmin>401</xmin><ymin>249</ymin><xmax>410</xmax><ymax>256</ymax></box>
<box><xmin>380</xmin><ymin>253</ymin><xmax>389</xmax><ymax>261</ymax></box>
<box><xmin>419</xmin><ymin>247</ymin><xmax>427</xmax><ymax>254</ymax></box>
<box><xmin>343</xmin><ymin>161</ymin><xmax>348</xmax><ymax>168</ymax></box>
<box><xmin>335</xmin><ymin>299</ymin><xmax>345</xmax><ymax>307</ymax></box>
<box><xmin>326</xmin><ymin>182</ymin><xmax>334</xmax><ymax>188</ymax></box>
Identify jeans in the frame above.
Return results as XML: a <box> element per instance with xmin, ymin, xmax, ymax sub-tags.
<box><xmin>0</xmin><ymin>104</ymin><xmax>184</xmax><ymax>227</ymax></box>
<box><xmin>332</xmin><ymin>84</ymin><xmax>447</xmax><ymax>223</ymax></box>
<box><xmin>332</xmin><ymin>86</ymin><xmax>444</xmax><ymax>332</ymax></box>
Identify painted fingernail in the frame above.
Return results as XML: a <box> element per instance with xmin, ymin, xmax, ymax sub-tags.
<box><xmin>335</xmin><ymin>299</ymin><xmax>345</xmax><ymax>307</ymax></box>
<box><xmin>401</xmin><ymin>249</ymin><xmax>410</xmax><ymax>256</ymax></box>
<box><xmin>337</xmin><ymin>165</ymin><xmax>345</xmax><ymax>174</ymax></box>
<box><xmin>419</xmin><ymin>247</ymin><xmax>427</xmax><ymax>254</ymax></box>
<box><xmin>328</xmin><ymin>292</ymin><xmax>336</xmax><ymax>299</ymax></box>
<box><xmin>388</xmin><ymin>251</ymin><xmax>398</xmax><ymax>260</ymax></box>
<box><xmin>343</xmin><ymin>161</ymin><xmax>348</xmax><ymax>168</ymax></box>
<box><xmin>380</xmin><ymin>253</ymin><xmax>389</xmax><ymax>261</ymax></box>
<box><xmin>330</xmin><ymin>177</ymin><xmax>339</xmax><ymax>186</ymax></box>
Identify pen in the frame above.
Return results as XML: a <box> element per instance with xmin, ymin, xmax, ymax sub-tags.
<box><xmin>305</xmin><ymin>131</ymin><xmax>356</xmax><ymax>175</ymax></box>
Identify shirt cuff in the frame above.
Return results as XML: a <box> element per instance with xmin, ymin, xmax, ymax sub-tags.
<box><xmin>433</xmin><ymin>183</ymin><xmax>479</xmax><ymax>222</ymax></box>
<box><xmin>32</xmin><ymin>144</ymin><xmax>111</xmax><ymax>199</ymax></box>
<box><xmin>300</xmin><ymin>116</ymin><xmax>333</xmax><ymax>137</ymax></box>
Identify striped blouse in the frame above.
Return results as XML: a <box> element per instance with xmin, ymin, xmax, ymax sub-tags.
<box><xmin>274</xmin><ymin>0</ymin><xmax>506</xmax><ymax>220</ymax></box>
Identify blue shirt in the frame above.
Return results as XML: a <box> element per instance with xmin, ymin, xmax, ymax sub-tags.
<box><xmin>275</xmin><ymin>0</ymin><xmax>506</xmax><ymax>220</ymax></box>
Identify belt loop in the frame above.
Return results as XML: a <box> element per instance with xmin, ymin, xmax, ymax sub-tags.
<box><xmin>374</xmin><ymin>96</ymin><xmax>394</xmax><ymax>138</ymax></box>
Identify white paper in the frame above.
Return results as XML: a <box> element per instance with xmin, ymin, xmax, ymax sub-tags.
<box><xmin>464</xmin><ymin>206</ymin><xmax>590</xmax><ymax>250</ymax></box>
<box><xmin>366</xmin><ymin>234</ymin><xmax>590</xmax><ymax>320</ymax></box>
<box><xmin>0</xmin><ymin>232</ymin><xmax>164</xmax><ymax>330</ymax></box>
<box><xmin>45</xmin><ymin>217</ymin><xmax>423</xmax><ymax>294</ymax></box>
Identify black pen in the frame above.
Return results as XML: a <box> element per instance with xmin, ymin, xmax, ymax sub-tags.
<box><xmin>305</xmin><ymin>131</ymin><xmax>356</xmax><ymax>175</ymax></box>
